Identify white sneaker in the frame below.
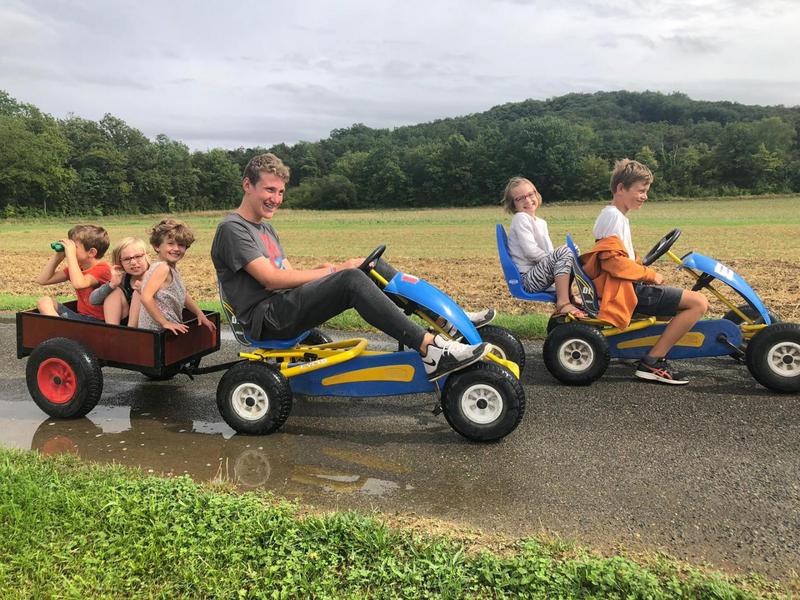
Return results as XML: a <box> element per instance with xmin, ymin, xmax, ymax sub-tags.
<box><xmin>464</xmin><ymin>308</ymin><xmax>496</xmax><ymax>328</ymax></box>
<box><xmin>422</xmin><ymin>334</ymin><xmax>490</xmax><ymax>381</ymax></box>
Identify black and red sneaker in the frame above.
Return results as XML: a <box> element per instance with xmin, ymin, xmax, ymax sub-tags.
<box><xmin>635</xmin><ymin>357</ymin><xmax>689</xmax><ymax>385</ymax></box>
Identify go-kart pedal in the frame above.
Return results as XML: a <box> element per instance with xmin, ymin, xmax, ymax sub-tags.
<box><xmin>422</xmin><ymin>334</ymin><xmax>490</xmax><ymax>381</ymax></box>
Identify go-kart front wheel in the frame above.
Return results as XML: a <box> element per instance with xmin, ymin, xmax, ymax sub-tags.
<box><xmin>478</xmin><ymin>325</ymin><xmax>526</xmax><ymax>373</ymax></box>
<box><xmin>216</xmin><ymin>362</ymin><xmax>293</xmax><ymax>434</ymax></box>
<box><xmin>441</xmin><ymin>361</ymin><xmax>525</xmax><ymax>442</ymax></box>
<box><xmin>543</xmin><ymin>322</ymin><xmax>609</xmax><ymax>385</ymax></box>
<box><xmin>26</xmin><ymin>337</ymin><xmax>103</xmax><ymax>418</ymax></box>
<box><xmin>745</xmin><ymin>323</ymin><xmax>800</xmax><ymax>393</ymax></box>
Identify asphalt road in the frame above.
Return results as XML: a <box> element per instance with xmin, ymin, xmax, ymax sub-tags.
<box><xmin>1</xmin><ymin>322</ymin><xmax>798</xmax><ymax>582</ymax></box>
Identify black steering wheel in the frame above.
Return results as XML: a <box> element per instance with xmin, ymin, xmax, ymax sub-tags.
<box><xmin>642</xmin><ymin>229</ymin><xmax>681</xmax><ymax>266</ymax></box>
<box><xmin>358</xmin><ymin>245</ymin><xmax>386</xmax><ymax>272</ymax></box>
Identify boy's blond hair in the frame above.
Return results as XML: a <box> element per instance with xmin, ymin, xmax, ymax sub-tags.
<box><xmin>501</xmin><ymin>176</ymin><xmax>541</xmax><ymax>214</ymax></box>
<box><xmin>68</xmin><ymin>224</ymin><xmax>110</xmax><ymax>258</ymax></box>
<box><xmin>610</xmin><ymin>159</ymin><xmax>654</xmax><ymax>194</ymax></box>
<box><xmin>149</xmin><ymin>219</ymin><xmax>195</xmax><ymax>248</ymax></box>
<box><xmin>243</xmin><ymin>153</ymin><xmax>290</xmax><ymax>185</ymax></box>
<box><xmin>111</xmin><ymin>237</ymin><xmax>149</xmax><ymax>267</ymax></box>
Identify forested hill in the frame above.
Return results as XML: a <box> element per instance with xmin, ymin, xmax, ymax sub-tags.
<box><xmin>1</xmin><ymin>89</ymin><xmax>798</xmax><ymax>217</ymax></box>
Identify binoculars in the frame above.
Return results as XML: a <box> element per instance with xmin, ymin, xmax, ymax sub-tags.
<box><xmin>50</xmin><ymin>242</ymin><xmax>64</xmax><ymax>252</ymax></box>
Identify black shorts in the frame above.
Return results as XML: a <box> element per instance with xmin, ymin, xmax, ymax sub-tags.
<box><xmin>632</xmin><ymin>283</ymin><xmax>683</xmax><ymax>317</ymax></box>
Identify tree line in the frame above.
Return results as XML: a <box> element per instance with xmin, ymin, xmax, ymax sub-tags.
<box><xmin>1</xmin><ymin>89</ymin><xmax>798</xmax><ymax>217</ymax></box>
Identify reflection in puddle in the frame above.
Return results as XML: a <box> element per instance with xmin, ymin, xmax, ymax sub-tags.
<box><xmin>0</xmin><ymin>400</ymin><xmax>405</xmax><ymax>499</ymax></box>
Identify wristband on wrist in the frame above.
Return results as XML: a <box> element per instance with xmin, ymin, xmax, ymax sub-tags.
<box><xmin>328</xmin><ymin>265</ymin><xmax>336</xmax><ymax>274</ymax></box>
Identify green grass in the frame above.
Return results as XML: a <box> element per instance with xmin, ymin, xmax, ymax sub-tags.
<box><xmin>0</xmin><ymin>448</ymin><xmax>788</xmax><ymax>599</ymax></box>
<box><xmin>3</xmin><ymin>195</ymin><xmax>800</xmax><ymax>261</ymax></box>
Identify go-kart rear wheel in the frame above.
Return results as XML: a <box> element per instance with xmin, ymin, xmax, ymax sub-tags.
<box><xmin>216</xmin><ymin>362</ymin><xmax>293</xmax><ymax>434</ymax></box>
<box><xmin>26</xmin><ymin>337</ymin><xmax>103</xmax><ymax>418</ymax></box>
<box><xmin>543</xmin><ymin>322</ymin><xmax>609</xmax><ymax>385</ymax></box>
<box><xmin>441</xmin><ymin>361</ymin><xmax>525</xmax><ymax>442</ymax></box>
<box><xmin>478</xmin><ymin>325</ymin><xmax>526</xmax><ymax>373</ymax></box>
<box><xmin>745</xmin><ymin>323</ymin><xmax>800</xmax><ymax>393</ymax></box>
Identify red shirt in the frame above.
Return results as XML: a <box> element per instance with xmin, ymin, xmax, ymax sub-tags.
<box><xmin>63</xmin><ymin>262</ymin><xmax>112</xmax><ymax>320</ymax></box>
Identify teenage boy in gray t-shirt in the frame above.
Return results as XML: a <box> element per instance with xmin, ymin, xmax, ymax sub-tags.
<box><xmin>211</xmin><ymin>153</ymin><xmax>489</xmax><ymax>382</ymax></box>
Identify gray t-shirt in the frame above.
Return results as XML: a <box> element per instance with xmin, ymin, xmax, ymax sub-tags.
<box><xmin>211</xmin><ymin>212</ymin><xmax>286</xmax><ymax>339</ymax></box>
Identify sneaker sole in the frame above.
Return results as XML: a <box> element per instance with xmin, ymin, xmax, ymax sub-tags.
<box><xmin>634</xmin><ymin>370</ymin><xmax>689</xmax><ymax>385</ymax></box>
<box><xmin>427</xmin><ymin>346</ymin><xmax>491</xmax><ymax>382</ymax></box>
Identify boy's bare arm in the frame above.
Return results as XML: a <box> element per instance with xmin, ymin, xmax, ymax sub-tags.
<box><xmin>36</xmin><ymin>253</ymin><xmax>69</xmax><ymax>286</ymax></box>
<box><xmin>244</xmin><ymin>256</ymin><xmax>335</xmax><ymax>290</ymax></box>
<box><xmin>61</xmin><ymin>240</ymin><xmax>99</xmax><ymax>290</ymax></box>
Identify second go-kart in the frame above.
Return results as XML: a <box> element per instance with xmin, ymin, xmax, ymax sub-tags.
<box><xmin>216</xmin><ymin>245</ymin><xmax>527</xmax><ymax>442</ymax></box>
<box><xmin>496</xmin><ymin>224</ymin><xmax>800</xmax><ymax>393</ymax></box>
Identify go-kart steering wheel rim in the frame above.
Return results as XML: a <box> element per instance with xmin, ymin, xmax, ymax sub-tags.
<box><xmin>642</xmin><ymin>228</ymin><xmax>681</xmax><ymax>266</ymax></box>
<box><xmin>359</xmin><ymin>245</ymin><xmax>386</xmax><ymax>272</ymax></box>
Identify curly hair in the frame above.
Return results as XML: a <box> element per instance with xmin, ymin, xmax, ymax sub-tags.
<box><xmin>149</xmin><ymin>219</ymin><xmax>195</xmax><ymax>248</ymax></box>
<box><xmin>243</xmin><ymin>153</ymin><xmax>290</xmax><ymax>185</ymax></box>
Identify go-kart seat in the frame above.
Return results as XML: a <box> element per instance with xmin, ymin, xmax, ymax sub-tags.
<box><xmin>217</xmin><ymin>280</ymin><xmax>310</xmax><ymax>349</ymax></box>
<box><xmin>565</xmin><ymin>234</ymin><xmax>599</xmax><ymax>318</ymax></box>
<box><xmin>495</xmin><ymin>224</ymin><xmax>557</xmax><ymax>303</ymax></box>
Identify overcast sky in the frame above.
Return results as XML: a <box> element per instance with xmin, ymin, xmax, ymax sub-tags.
<box><xmin>2</xmin><ymin>0</ymin><xmax>798</xmax><ymax>150</ymax></box>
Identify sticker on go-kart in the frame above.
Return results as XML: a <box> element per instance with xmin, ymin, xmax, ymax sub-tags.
<box><xmin>681</xmin><ymin>252</ymin><xmax>772</xmax><ymax>324</ymax></box>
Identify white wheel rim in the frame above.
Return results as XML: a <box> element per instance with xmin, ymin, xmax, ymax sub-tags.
<box><xmin>766</xmin><ymin>340</ymin><xmax>800</xmax><ymax>378</ymax></box>
<box><xmin>460</xmin><ymin>383</ymin><xmax>503</xmax><ymax>425</ymax></box>
<box><xmin>231</xmin><ymin>382</ymin><xmax>270</xmax><ymax>421</ymax></box>
<box><xmin>558</xmin><ymin>338</ymin><xmax>594</xmax><ymax>373</ymax></box>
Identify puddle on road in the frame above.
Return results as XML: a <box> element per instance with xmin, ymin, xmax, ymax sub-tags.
<box><xmin>0</xmin><ymin>400</ymin><xmax>411</xmax><ymax>500</ymax></box>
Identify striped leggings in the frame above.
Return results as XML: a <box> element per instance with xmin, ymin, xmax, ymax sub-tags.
<box><xmin>521</xmin><ymin>245</ymin><xmax>574</xmax><ymax>293</ymax></box>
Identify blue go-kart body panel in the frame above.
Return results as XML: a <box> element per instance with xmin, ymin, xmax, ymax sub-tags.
<box><xmin>244</xmin><ymin>269</ymin><xmax>481</xmax><ymax>397</ymax></box>
<box><xmin>680</xmin><ymin>251</ymin><xmax>773</xmax><ymax>325</ymax></box>
<box><xmin>288</xmin><ymin>349</ymin><xmax>436</xmax><ymax>397</ymax></box>
<box><xmin>383</xmin><ymin>272</ymin><xmax>484</xmax><ymax>345</ymax></box>
<box><xmin>608</xmin><ymin>318</ymin><xmax>742</xmax><ymax>360</ymax></box>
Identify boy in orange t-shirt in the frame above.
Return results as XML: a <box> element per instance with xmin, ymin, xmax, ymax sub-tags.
<box><xmin>36</xmin><ymin>224</ymin><xmax>112</xmax><ymax>321</ymax></box>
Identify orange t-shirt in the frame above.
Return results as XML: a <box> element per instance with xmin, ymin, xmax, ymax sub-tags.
<box><xmin>63</xmin><ymin>262</ymin><xmax>112</xmax><ymax>320</ymax></box>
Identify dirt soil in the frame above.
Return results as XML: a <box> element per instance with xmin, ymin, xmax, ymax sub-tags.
<box><xmin>5</xmin><ymin>252</ymin><xmax>799</xmax><ymax>322</ymax></box>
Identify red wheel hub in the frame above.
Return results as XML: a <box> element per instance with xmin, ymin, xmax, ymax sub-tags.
<box><xmin>37</xmin><ymin>358</ymin><xmax>77</xmax><ymax>404</ymax></box>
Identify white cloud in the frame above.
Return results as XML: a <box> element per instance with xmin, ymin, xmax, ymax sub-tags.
<box><xmin>0</xmin><ymin>0</ymin><xmax>797</xmax><ymax>149</ymax></box>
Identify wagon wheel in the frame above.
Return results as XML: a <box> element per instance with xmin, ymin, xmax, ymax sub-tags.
<box><xmin>543</xmin><ymin>322</ymin><xmax>610</xmax><ymax>385</ymax></box>
<box><xmin>745</xmin><ymin>322</ymin><xmax>800</xmax><ymax>393</ymax></box>
<box><xmin>441</xmin><ymin>361</ymin><xmax>525</xmax><ymax>442</ymax></box>
<box><xmin>26</xmin><ymin>337</ymin><xmax>103</xmax><ymax>418</ymax></box>
<box><xmin>478</xmin><ymin>325</ymin><xmax>526</xmax><ymax>373</ymax></box>
<box><xmin>216</xmin><ymin>362</ymin><xmax>293</xmax><ymax>434</ymax></box>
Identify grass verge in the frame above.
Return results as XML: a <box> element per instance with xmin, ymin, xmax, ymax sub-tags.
<box><xmin>0</xmin><ymin>294</ymin><xmax>550</xmax><ymax>338</ymax></box>
<box><xmin>0</xmin><ymin>448</ymin><xmax>788</xmax><ymax>599</ymax></box>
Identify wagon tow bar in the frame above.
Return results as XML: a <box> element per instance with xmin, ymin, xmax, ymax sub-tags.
<box><xmin>181</xmin><ymin>359</ymin><xmax>247</xmax><ymax>380</ymax></box>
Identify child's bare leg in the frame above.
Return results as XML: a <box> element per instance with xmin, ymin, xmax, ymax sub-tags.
<box><xmin>554</xmin><ymin>274</ymin><xmax>585</xmax><ymax>316</ymax></box>
<box><xmin>127</xmin><ymin>291</ymin><xmax>142</xmax><ymax>328</ymax></box>
<box><xmin>648</xmin><ymin>290</ymin><xmax>708</xmax><ymax>358</ymax></box>
<box><xmin>103</xmin><ymin>288</ymin><xmax>129</xmax><ymax>325</ymax></box>
<box><xmin>37</xmin><ymin>297</ymin><xmax>59</xmax><ymax>316</ymax></box>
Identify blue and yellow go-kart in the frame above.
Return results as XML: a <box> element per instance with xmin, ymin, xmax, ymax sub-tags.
<box><xmin>496</xmin><ymin>225</ymin><xmax>800</xmax><ymax>393</ymax></box>
<box><xmin>217</xmin><ymin>245</ymin><xmax>526</xmax><ymax>442</ymax></box>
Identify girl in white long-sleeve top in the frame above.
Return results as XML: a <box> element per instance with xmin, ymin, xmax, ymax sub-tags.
<box><xmin>503</xmin><ymin>177</ymin><xmax>586</xmax><ymax>318</ymax></box>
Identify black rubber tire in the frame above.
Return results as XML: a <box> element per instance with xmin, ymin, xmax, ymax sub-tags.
<box><xmin>26</xmin><ymin>337</ymin><xmax>103</xmax><ymax>418</ymax></box>
<box><xmin>543</xmin><ymin>322</ymin><xmax>610</xmax><ymax>385</ymax></box>
<box><xmin>478</xmin><ymin>324</ymin><xmax>526</xmax><ymax>373</ymax></box>
<box><xmin>441</xmin><ymin>361</ymin><xmax>525</xmax><ymax>442</ymax></box>
<box><xmin>546</xmin><ymin>314</ymin><xmax>569</xmax><ymax>334</ymax></box>
<box><xmin>216</xmin><ymin>362</ymin><xmax>293</xmax><ymax>434</ymax></box>
<box><xmin>303</xmin><ymin>328</ymin><xmax>333</xmax><ymax>345</ymax></box>
<box><xmin>745</xmin><ymin>322</ymin><xmax>800</xmax><ymax>393</ymax></box>
<box><xmin>722</xmin><ymin>304</ymin><xmax>780</xmax><ymax>326</ymax></box>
